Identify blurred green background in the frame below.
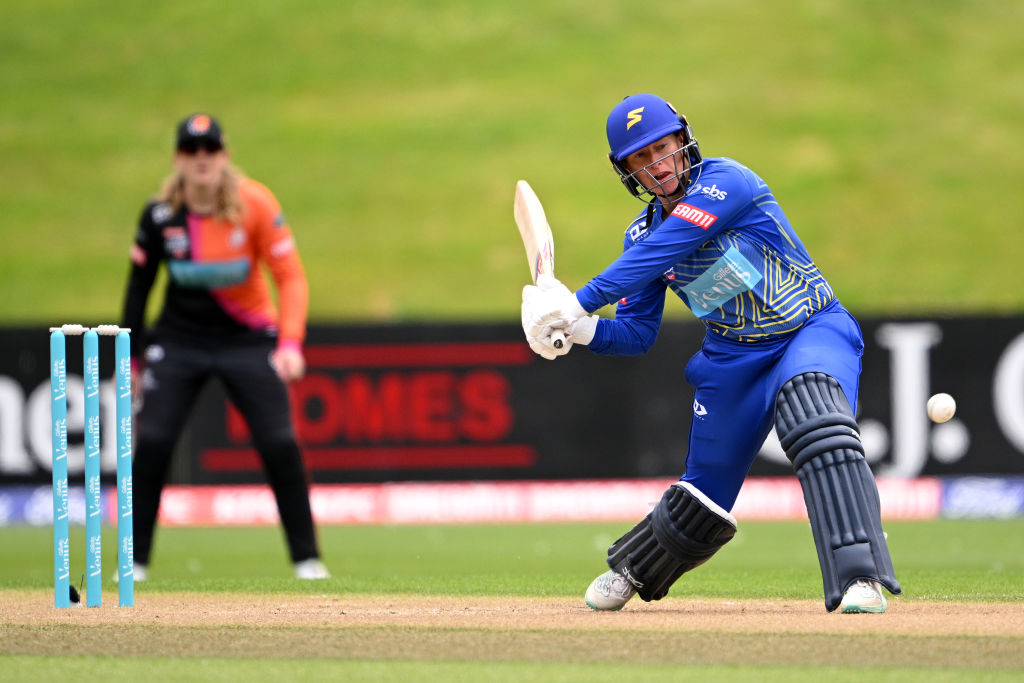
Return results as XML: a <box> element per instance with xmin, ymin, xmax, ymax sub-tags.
<box><xmin>2</xmin><ymin>0</ymin><xmax>1021</xmax><ymax>323</ymax></box>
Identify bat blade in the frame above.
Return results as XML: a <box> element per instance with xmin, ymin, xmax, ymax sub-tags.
<box><xmin>514</xmin><ymin>180</ymin><xmax>565</xmax><ymax>349</ymax></box>
<box><xmin>514</xmin><ymin>179</ymin><xmax>555</xmax><ymax>283</ymax></box>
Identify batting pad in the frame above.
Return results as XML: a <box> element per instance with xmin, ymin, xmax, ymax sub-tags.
<box><xmin>607</xmin><ymin>481</ymin><xmax>737</xmax><ymax>602</ymax></box>
<box><xmin>776</xmin><ymin>372</ymin><xmax>902</xmax><ymax>611</ymax></box>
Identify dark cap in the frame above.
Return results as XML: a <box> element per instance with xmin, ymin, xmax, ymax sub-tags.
<box><xmin>175</xmin><ymin>113</ymin><xmax>225</xmax><ymax>150</ymax></box>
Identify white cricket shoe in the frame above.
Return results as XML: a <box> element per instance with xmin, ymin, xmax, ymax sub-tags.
<box><xmin>840</xmin><ymin>579</ymin><xmax>887</xmax><ymax>614</ymax></box>
<box><xmin>112</xmin><ymin>562</ymin><xmax>147</xmax><ymax>583</ymax></box>
<box><xmin>294</xmin><ymin>558</ymin><xmax>331</xmax><ymax>580</ymax></box>
<box><xmin>585</xmin><ymin>569</ymin><xmax>637</xmax><ymax>611</ymax></box>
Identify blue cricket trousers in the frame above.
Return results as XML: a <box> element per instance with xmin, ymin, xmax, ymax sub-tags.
<box><xmin>680</xmin><ymin>300</ymin><xmax>865</xmax><ymax>510</ymax></box>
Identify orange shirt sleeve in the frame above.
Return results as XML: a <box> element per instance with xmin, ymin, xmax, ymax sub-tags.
<box><xmin>242</xmin><ymin>179</ymin><xmax>309</xmax><ymax>347</ymax></box>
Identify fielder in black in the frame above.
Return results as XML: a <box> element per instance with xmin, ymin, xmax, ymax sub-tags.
<box><xmin>119</xmin><ymin>114</ymin><xmax>328</xmax><ymax>580</ymax></box>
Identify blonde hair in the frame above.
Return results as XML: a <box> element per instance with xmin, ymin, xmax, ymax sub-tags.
<box><xmin>157</xmin><ymin>165</ymin><xmax>245</xmax><ymax>223</ymax></box>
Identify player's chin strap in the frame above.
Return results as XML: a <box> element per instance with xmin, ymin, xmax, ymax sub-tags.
<box><xmin>640</xmin><ymin>165</ymin><xmax>703</xmax><ymax>226</ymax></box>
<box><xmin>775</xmin><ymin>372</ymin><xmax>902</xmax><ymax>612</ymax></box>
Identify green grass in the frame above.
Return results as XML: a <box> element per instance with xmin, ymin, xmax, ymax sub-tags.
<box><xmin>4</xmin><ymin>657</ymin><xmax>1023</xmax><ymax>683</ymax></box>
<box><xmin>3</xmin><ymin>520</ymin><xmax>1022</xmax><ymax>679</ymax></box>
<box><xmin>1</xmin><ymin>0</ymin><xmax>1023</xmax><ymax>324</ymax></box>
<box><xmin>1</xmin><ymin>520</ymin><xmax>1022</xmax><ymax>601</ymax></box>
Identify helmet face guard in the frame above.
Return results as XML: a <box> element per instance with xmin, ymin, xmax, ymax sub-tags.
<box><xmin>609</xmin><ymin>132</ymin><xmax>702</xmax><ymax>203</ymax></box>
<box><xmin>606</xmin><ymin>94</ymin><xmax>703</xmax><ymax>202</ymax></box>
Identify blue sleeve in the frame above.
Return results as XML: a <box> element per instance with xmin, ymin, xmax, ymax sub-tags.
<box><xmin>587</xmin><ymin>276</ymin><xmax>667</xmax><ymax>356</ymax></box>
<box><xmin>575</xmin><ymin>162</ymin><xmax>754</xmax><ymax>313</ymax></box>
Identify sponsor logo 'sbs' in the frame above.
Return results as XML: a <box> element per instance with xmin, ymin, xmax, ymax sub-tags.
<box><xmin>701</xmin><ymin>184</ymin><xmax>727</xmax><ymax>200</ymax></box>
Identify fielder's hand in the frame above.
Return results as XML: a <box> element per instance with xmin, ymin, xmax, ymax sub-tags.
<box><xmin>521</xmin><ymin>274</ymin><xmax>588</xmax><ymax>360</ymax></box>
<box><xmin>272</xmin><ymin>345</ymin><xmax>306</xmax><ymax>382</ymax></box>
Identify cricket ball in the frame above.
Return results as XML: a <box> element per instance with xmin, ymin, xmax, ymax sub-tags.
<box><xmin>927</xmin><ymin>392</ymin><xmax>956</xmax><ymax>423</ymax></box>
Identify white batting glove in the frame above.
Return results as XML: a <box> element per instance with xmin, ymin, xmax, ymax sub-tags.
<box><xmin>528</xmin><ymin>331</ymin><xmax>570</xmax><ymax>359</ymax></box>
<box><xmin>527</xmin><ymin>274</ymin><xmax>587</xmax><ymax>327</ymax></box>
<box><xmin>522</xmin><ymin>283</ymin><xmax>571</xmax><ymax>359</ymax></box>
<box><xmin>521</xmin><ymin>275</ymin><xmax>588</xmax><ymax>360</ymax></box>
<box><xmin>567</xmin><ymin>314</ymin><xmax>599</xmax><ymax>346</ymax></box>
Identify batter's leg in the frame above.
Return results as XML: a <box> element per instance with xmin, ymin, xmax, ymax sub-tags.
<box><xmin>775</xmin><ymin>372</ymin><xmax>900</xmax><ymax>612</ymax></box>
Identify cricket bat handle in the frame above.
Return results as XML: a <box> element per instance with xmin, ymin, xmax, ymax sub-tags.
<box><xmin>551</xmin><ymin>330</ymin><xmax>565</xmax><ymax>349</ymax></box>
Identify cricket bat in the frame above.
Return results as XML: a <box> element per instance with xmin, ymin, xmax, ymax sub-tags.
<box><xmin>514</xmin><ymin>179</ymin><xmax>565</xmax><ymax>349</ymax></box>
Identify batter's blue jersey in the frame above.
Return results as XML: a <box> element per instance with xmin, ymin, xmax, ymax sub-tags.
<box><xmin>577</xmin><ymin>158</ymin><xmax>835</xmax><ymax>352</ymax></box>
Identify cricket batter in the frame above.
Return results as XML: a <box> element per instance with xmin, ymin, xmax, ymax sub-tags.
<box><xmin>521</xmin><ymin>94</ymin><xmax>900</xmax><ymax>613</ymax></box>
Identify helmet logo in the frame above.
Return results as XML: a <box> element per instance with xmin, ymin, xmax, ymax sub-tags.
<box><xmin>189</xmin><ymin>114</ymin><xmax>211</xmax><ymax>134</ymax></box>
<box><xmin>626</xmin><ymin>107</ymin><xmax>644</xmax><ymax>130</ymax></box>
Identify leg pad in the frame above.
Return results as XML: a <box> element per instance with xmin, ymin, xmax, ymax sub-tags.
<box><xmin>776</xmin><ymin>372</ymin><xmax>901</xmax><ymax>611</ymax></box>
<box><xmin>607</xmin><ymin>482</ymin><xmax>736</xmax><ymax>601</ymax></box>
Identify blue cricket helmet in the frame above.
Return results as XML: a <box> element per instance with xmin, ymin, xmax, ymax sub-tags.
<box><xmin>606</xmin><ymin>94</ymin><xmax>703</xmax><ymax>201</ymax></box>
<box><xmin>607</xmin><ymin>94</ymin><xmax>684</xmax><ymax>161</ymax></box>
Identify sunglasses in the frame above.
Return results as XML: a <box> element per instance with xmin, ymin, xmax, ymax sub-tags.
<box><xmin>178</xmin><ymin>139</ymin><xmax>224</xmax><ymax>155</ymax></box>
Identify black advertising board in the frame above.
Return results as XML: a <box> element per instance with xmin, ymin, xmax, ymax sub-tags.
<box><xmin>183</xmin><ymin>323</ymin><xmax>694</xmax><ymax>484</ymax></box>
<box><xmin>1</xmin><ymin>316</ymin><xmax>1022</xmax><ymax>484</ymax></box>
